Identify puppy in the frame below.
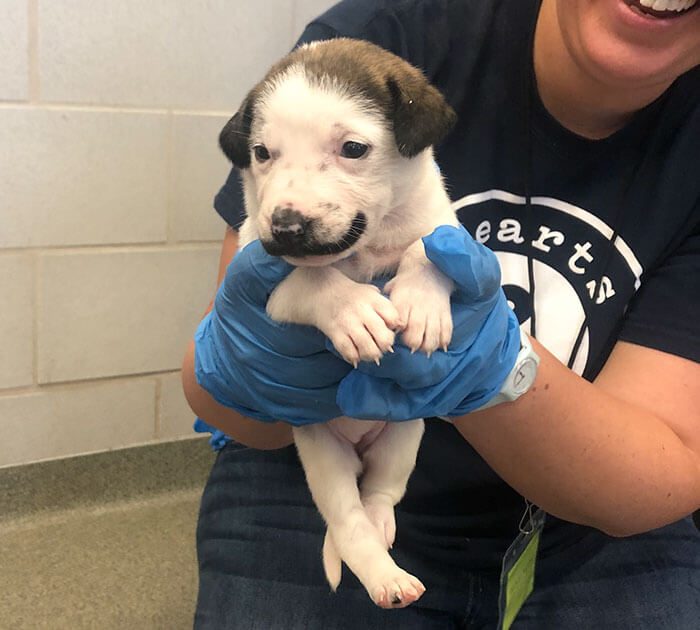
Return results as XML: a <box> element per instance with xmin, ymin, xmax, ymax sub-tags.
<box><xmin>219</xmin><ymin>38</ymin><xmax>459</xmax><ymax>609</ymax></box>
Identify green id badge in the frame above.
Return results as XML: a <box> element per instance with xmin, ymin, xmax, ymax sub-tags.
<box><xmin>497</xmin><ymin>504</ymin><xmax>545</xmax><ymax>630</ymax></box>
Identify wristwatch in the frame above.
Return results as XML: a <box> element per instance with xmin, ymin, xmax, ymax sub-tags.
<box><xmin>476</xmin><ymin>329</ymin><xmax>540</xmax><ymax>410</ymax></box>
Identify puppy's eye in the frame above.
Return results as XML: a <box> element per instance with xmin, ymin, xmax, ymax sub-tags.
<box><xmin>340</xmin><ymin>141</ymin><xmax>369</xmax><ymax>159</ymax></box>
<box><xmin>253</xmin><ymin>145</ymin><xmax>271</xmax><ymax>162</ymax></box>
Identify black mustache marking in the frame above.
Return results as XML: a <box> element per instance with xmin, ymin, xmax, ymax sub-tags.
<box><xmin>262</xmin><ymin>212</ymin><xmax>367</xmax><ymax>258</ymax></box>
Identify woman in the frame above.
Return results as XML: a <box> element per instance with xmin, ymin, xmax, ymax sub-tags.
<box><xmin>182</xmin><ymin>0</ymin><xmax>700</xmax><ymax>627</ymax></box>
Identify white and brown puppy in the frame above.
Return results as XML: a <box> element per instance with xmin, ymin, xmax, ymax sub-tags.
<box><xmin>220</xmin><ymin>38</ymin><xmax>459</xmax><ymax>609</ymax></box>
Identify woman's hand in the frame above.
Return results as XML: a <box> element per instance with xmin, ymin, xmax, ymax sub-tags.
<box><xmin>337</xmin><ymin>225</ymin><xmax>521</xmax><ymax>421</ymax></box>
<box><xmin>194</xmin><ymin>240</ymin><xmax>351</xmax><ymax>425</ymax></box>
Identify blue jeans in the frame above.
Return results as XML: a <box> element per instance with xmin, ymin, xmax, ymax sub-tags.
<box><xmin>193</xmin><ymin>442</ymin><xmax>700</xmax><ymax>629</ymax></box>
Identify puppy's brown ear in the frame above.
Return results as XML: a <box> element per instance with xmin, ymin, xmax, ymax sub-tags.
<box><xmin>219</xmin><ymin>91</ymin><xmax>256</xmax><ymax>169</ymax></box>
<box><xmin>386</xmin><ymin>77</ymin><xmax>456</xmax><ymax>158</ymax></box>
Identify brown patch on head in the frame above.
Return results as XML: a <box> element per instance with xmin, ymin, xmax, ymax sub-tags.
<box><xmin>219</xmin><ymin>38</ymin><xmax>457</xmax><ymax>167</ymax></box>
<box><xmin>286</xmin><ymin>39</ymin><xmax>457</xmax><ymax>157</ymax></box>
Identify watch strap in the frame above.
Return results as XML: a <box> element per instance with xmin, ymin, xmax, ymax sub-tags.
<box><xmin>476</xmin><ymin>329</ymin><xmax>540</xmax><ymax>411</ymax></box>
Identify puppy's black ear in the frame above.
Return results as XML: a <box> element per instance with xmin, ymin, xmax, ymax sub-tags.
<box><xmin>386</xmin><ymin>76</ymin><xmax>457</xmax><ymax>158</ymax></box>
<box><xmin>219</xmin><ymin>91</ymin><xmax>256</xmax><ymax>169</ymax></box>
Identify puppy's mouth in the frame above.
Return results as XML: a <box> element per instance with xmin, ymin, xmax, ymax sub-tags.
<box><xmin>261</xmin><ymin>212</ymin><xmax>367</xmax><ymax>259</ymax></box>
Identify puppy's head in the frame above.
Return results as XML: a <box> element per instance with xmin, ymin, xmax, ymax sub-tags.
<box><xmin>220</xmin><ymin>38</ymin><xmax>456</xmax><ymax>265</ymax></box>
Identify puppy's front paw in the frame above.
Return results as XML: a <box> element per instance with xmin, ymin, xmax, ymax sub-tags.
<box><xmin>385</xmin><ymin>273</ymin><xmax>453</xmax><ymax>355</ymax></box>
<box><xmin>321</xmin><ymin>284</ymin><xmax>401</xmax><ymax>367</ymax></box>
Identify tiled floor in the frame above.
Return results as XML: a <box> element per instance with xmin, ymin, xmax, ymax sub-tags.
<box><xmin>0</xmin><ymin>439</ymin><xmax>214</xmax><ymax>630</ymax></box>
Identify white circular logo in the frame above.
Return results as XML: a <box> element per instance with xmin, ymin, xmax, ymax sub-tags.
<box><xmin>453</xmin><ymin>189</ymin><xmax>643</xmax><ymax>378</ymax></box>
<box><xmin>498</xmin><ymin>251</ymin><xmax>589</xmax><ymax>375</ymax></box>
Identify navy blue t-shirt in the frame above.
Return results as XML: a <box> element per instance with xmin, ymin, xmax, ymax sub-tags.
<box><xmin>211</xmin><ymin>0</ymin><xmax>700</xmax><ymax>564</ymax></box>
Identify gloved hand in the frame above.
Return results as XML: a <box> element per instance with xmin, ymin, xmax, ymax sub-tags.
<box><xmin>194</xmin><ymin>240</ymin><xmax>351</xmax><ymax>426</ymax></box>
<box><xmin>336</xmin><ymin>225</ymin><xmax>521</xmax><ymax>421</ymax></box>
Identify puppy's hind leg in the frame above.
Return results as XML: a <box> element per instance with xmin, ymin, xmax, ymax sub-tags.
<box><xmin>359</xmin><ymin>419</ymin><xmax>425</xmax><ymax>551</ymax></box>
<box><xmin>293</xmin><ymin>424</ymin><xmax>363</xmax><ymax>592</ymax></box>
<box><xmin>293</xmin><ymin>424</ymin><xmax>424</xmax><ymax>609</ymax></box>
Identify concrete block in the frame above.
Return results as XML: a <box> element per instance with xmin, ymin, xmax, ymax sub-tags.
<box><xmin>0</xmin><ymin>379</ymin><xmax>155</xmax><ymax>467</ymax></box>
<box><xmin>171</xmin><ymin>113</ymin><xmax>231</xmax><ymax>242</ymax></box>
<box><xmin>0</xmin><ymin>256</ymin><xmax>33</xmax><ymax>389</ymax></box>
<box><xmin>158</xmin><ymin>372</ymin><xmax>196</xmax><ymax>440</ymax></box>
<box><xmin>38</xmin><ymin>246</ymin><xmax>219</xmax><ymax>383</ymax></box>
<box><xmin>39</xmin><ymin>0</ymin><xmax>295</xmax><ymax>109</ymax></box>
<box><xmin>0</xmin><ymin>0</ymin><xmax>28</xmax><ymax>101</ymax></box>
<box><xmin>0</xmin><ymin>107</ymin><xmax>169</xmax><ymax>248</ymax></box>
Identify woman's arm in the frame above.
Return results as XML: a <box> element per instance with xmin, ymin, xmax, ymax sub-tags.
<box><xmin>181</xmin><ymin>226</ymin><xmax>294</xmax><ymax>450</ymax></box>
<box><xmin>453</xmin><ymin>336</ymin><xmax>700</xmax><ymax>536</ymax></box>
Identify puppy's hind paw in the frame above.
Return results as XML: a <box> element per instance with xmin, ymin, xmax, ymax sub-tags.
<box><xmin>370</xmin><ymin>570</ymin><xmax>425</xmax><ymax>609</ymax></box>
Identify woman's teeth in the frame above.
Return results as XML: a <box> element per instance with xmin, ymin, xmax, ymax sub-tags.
<box><xmin>634</xmin><ymin>0</ymin><xmax>697</xmax><ymax>15</ymax></box>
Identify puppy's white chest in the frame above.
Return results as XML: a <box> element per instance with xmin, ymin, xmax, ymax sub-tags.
<box><xmin>335</xmin><ymin>247</ymin><xmax>404</xmax><ymax>283</ymax></box>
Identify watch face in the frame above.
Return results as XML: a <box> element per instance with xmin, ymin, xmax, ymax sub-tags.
<box><xmin>513</xmin><ymin>357</ymin><xmax>538</xmax><ymax>395</ymax></box>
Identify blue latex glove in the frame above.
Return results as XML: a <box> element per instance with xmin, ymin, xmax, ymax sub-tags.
<box><xmin>194</xmin><ymin>240</ymin><xmax>351</xmax><ymax>426</ymax></box>
<box><xmin>336</xmin><ymin>225</ymin><xmax>521</xmax><ymax>421</ymax></box>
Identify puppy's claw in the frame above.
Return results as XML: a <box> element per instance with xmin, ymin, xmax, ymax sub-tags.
<box><xmin>371</xmin><ymin>573</ymin><xmax>424</xmax><ymax>609</ymax></box>
<box><xmin>375</xmin><ymin>358</ymin><xmax>381</xmax><ymax>366</ymax></box>
<box><xmin>392</xmin><ymin>319</ymin><xmax>406</xmax><ymax>333</ymax></box>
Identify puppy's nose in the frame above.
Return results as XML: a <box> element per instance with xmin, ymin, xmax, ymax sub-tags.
<box><xmin>270</xmin><ymin>206</ymin><xmax>308</xmax><ymax>242</ymax></box>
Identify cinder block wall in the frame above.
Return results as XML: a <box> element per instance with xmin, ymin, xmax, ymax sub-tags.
<box><xmin>0</xmin><ymin>0</ymin><xmax>336</xmax><ymax>467</ymax></box>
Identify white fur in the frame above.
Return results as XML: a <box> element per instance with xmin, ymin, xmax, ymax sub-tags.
<box><xmin>237</xmin><ymin>63</ymin><xmax>458</xmax><ymax>609</ymax></box>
